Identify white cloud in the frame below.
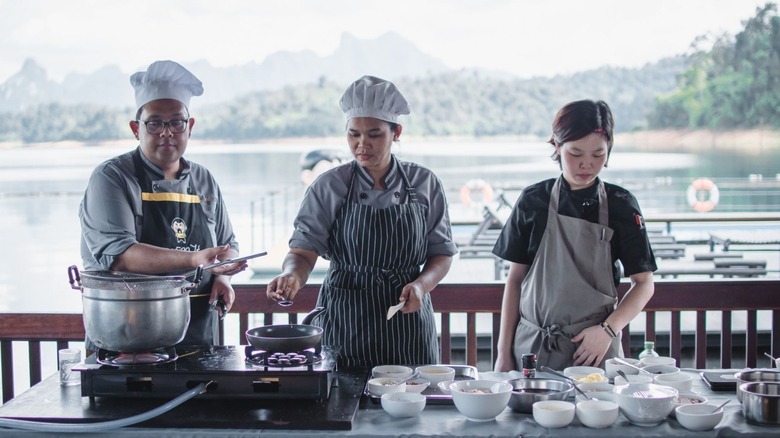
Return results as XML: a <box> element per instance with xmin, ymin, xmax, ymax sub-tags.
<box><xmin>0</xmin><ymin>0</ymin><xmax>769</xmax><ymax>83</ymax></box>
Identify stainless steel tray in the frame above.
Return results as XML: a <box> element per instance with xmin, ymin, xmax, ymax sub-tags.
<box><xmin>364</xmin><ymin>364</ymin><xmax>479</xmax><ymax>405</ymax></box>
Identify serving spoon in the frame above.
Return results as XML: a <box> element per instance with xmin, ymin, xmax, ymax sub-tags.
<box><xmin>613</xmin><ymin>357</ymin><xmax>653</xmax><ymax>374</ymax></box>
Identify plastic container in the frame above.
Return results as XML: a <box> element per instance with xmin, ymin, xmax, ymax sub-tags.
<box><xmin>638</xmin><ymin>341</ymin><xmax>660</xmax><ymax>360</ymax></box>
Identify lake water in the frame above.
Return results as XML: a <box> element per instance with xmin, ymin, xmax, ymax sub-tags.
<box><xmin>1</xmin><ymin>139</ymin><xmax>779</xmax><ymax>315</ymax></box>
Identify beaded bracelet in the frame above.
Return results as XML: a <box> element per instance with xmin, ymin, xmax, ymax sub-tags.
<box><xmin>601</xmin><ymin>321</ymin><xmax>618</xmax><ymax>339</ymax></box>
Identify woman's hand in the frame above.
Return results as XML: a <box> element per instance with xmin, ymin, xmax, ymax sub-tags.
<box><xmin>398</xmin><ymin>281</ymin><xmax>425</xmax><ymax>313</ymax></box>
<box><xmin>266</xmin><ymin>248</ymin><xmax>318</xmax><ymax>303</ymax></box>
<box><xmin>571</xmin><ymin>325</ymin><xmax>614</xmax><ymax>366</ymax></box>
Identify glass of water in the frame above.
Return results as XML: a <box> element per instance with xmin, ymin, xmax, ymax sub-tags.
<box><xmin>59</xmin><ymin>348</ymin><xmax>81</xmax><ymax>386</ymax></box>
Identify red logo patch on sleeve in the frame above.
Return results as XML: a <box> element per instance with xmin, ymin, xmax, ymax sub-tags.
<box><xmin>635</xmin><ymin>213</ymin><xmax>645</xmax><ymax>229</ymax></box>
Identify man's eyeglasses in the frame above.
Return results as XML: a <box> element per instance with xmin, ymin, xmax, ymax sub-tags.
<box><xmin>137</xmin><ymin>119</ymin><xmax>190</xmax><ymax>134</ymax></box>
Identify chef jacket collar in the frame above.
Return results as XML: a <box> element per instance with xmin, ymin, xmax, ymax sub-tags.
<box><xmin>136</xmin><ymin>146</ymin><xmax>191</xmax><ymax>181</ymax></box>
<box><xmin>560</xmin><ymin>174</ymin><xmax>601</xmax><ymax>196</ymax></box>
<box><xmin>354</xmin><ymin>154</ymin><xmax>399</xmax><ymax>188</ymax></box>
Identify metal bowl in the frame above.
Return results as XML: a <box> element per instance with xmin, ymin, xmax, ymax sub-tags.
<box><xmin>735</xmin><ymin>370</ymin><xmax>780</xmax><ymax>403</ymax></box>
<box><xmin>741</xmin><ymin>382</ymin><xmax>780</xmax><ymax>425</ymax></box>
<box><xmin>506</xmin><ymin>378</ymin><xmax>574</xmax><ymax>413</ymax></box>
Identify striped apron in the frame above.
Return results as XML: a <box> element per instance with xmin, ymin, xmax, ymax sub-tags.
<box><xmin>513</xmin><ymin>176</ymin><xmax>622</xmax><ymax>370</ymax></box>
<box><xmin>315</xmin><ymin>162</ymin><xmax>439</xmax><ymax>367</ymax></box>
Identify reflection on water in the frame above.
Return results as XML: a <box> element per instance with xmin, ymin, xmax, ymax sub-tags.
<box><xmin>0</xmin><ymin>141</ymin><xmax>779</xmax><ymax>314</ymax></box>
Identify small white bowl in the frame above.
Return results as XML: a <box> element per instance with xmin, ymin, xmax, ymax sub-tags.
<box><xmin>404</xmin><ymin>378</ymin><xmax>430</xmax><ymax>394</ymax></box>
<box><xmin>449</xmin><ymin>380</ymin><xmax>513</xmax><ymax>422</ymax></box>
<box><xmin>675</xmin><ymin>403</ymin><xmax>723</xmax><ymax>431</ymax></box>
<box><xmin>416</xmin><ymin>365</ymin><xmax>456</xmax><ymax>384</ymax></box>
<box><xmin>381</xmin><ymin>391</ymin><xmax>426</xmax><ymax>417</ymax></box>
<box><xmin>372</xmin><ymin>365</ymin><xmax>414</xmax><ymax>379</ymax></box>
<box><xmin>533</xmin><ymin>400</ymin><xmax>575</xmax><ymax>428</ymax></box>
<box><xmin>576</xmin><ymin>399</ymin><xmax>619</xmax><ymax>428</ymax></box>
<box><xmin>368</xmin><ymin>377</ymin><xmax>405</xmax><ymax>396</ymax></box>
<box><xmin>641</xmin><ymin>364</ymin><xmax>680</xmax><ymax>375</ymax></box>
<box><xmin>605</xmin><ymin>357</ymin><xmax>641</xmax><ymax>379</ymax></box>
<box><xmin>563</xmin><ymin>366</ymin><xmax>607</xmax><ymax>383</ymax></box>
<box><xmin>614</xmin><ymin>374</ymin><xmax>653</xmax><ymax>386</ymax></box>
<box><xmin>640</xmin><ymin>356</ymin><xmax>676</xmax><ymax>367</ymax></box>
<box><xmin>654</xmin><ymin>372</ymin><xmax>693</xmax><ymax>392</ymax></box>
<box><xmin>672</xmin><ymin>392</ymin><xmax>708</xmax><ymax>418</ymax></box>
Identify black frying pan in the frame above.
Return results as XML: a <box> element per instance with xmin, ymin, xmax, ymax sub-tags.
<box><xmin>245</xmin><ymin>306</ymin><xmax>326</xmax><ymax>352</ymax></box>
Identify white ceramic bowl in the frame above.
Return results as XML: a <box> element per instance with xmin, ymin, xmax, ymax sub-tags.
<box><xmin>368</xmin><ymin>377</ymin><xmax>406</xmax><ymax>396</ymax></box>
<box><xmin>576</xmin><ymin>399</ymin><xmax>620</xmax><ymax>428</ymax></box>
<box><xmin>574</xmin><ymin>382</ymin><xmax>616</xmax><ymax>403</ymax></box>
<box><xmin>605</xmin><ymin>357</ymin><xmax>641</xmax><ymax>379</ymax></box>
<box><xmin>614</xmin><ymin>383</ymin><xmax>678</xmax><ymax>426</ymax></box>
<box><xmin>381</xmin><ymin>391</ymin><xmax>426</xmax><ymax>417</ymax></box>
<box><xmin>372</xmin><ymin>365</ymin><xmax>414</xmax><ymax>379</ymax></box>
<box><xmin>532</xmin><ymin>400</ymin><xmax>575</xmax><ymax>428</ymax></box>
<box><xmin>672</xmin><ymin>392</ymin><xmax>708</xmax><ymax>418</ymax></box>
<box><xmin>404</xmin><ymin>378</ymin><xmax>430</xmax><ymax>394</ymax></box>
<box><xmin>416</xmin><ymin>365</ymin><xmax>456</xmax><ymax>384</ymax></box>
<box><xmin>449</xmin><ymin>380</ymin><xmax>513</xmax><ymax>422</ymax></box>
<box><xmin>563</xmin><ymin>366</ymin><xmax>607</xmax><ymax>383</ymax></box>
<box><xmin>614</xmin><ymin>374</ymin><xmax>653</xmax><ymax>386</ymax></box>
<box><xmin>641</xmin><ymin>364</ymin><xmax>680</xmax><ymax>375</ymax></box>
<box><xmin>675</xmin><ymin>403</ymin><xmax>724</xmax><ymax>431</ymax></box>
<box><xmin>653</xmin><ymin>372</ymin><xmax>693</xmax><ymax>392</ymax></box>
<box><xmin>640</xmin><ymin>356</ymin><xmax>676</xmax><ymax>367</ymax></box>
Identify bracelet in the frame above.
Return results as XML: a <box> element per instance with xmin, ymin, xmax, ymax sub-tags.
<box><xmin>601</xmin><ymin>321</ymin><xmax>618</xmax><ymax>339</ymax></box>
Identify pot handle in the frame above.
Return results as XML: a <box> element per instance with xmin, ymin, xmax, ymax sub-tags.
<box><xmin>301</xmin><ymin>306</ymin><xmax>326</xmax><ymax>325</ymax></box>
<box><xmin>67</xmin><ymin>265</ymin><xmax>83</xmax><ymax>291</ymax></box>
<box><xmin>184</xmin><ymin>265</ymin><xmax>204</xmax><ymax>292</ymax></box>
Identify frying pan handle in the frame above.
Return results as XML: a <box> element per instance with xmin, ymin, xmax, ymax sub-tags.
<box><xmin>67</xmin><ymin>265</ymin><xmax>83</xmax><ymax>291</ymax></box>
<box><xmin>301</xmin><ymin>306</ymin><xmax>326</xmax><ymax>325</ymax></box>
<box><xmin>185</xmin><ymin>265</ymin><xmax>204</xmax><ymax>291</ymax></box>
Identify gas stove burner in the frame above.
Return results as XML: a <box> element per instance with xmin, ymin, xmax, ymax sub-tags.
<box><xmin>96</xmin><ymin>346</ymin><xmax>178</xmax><ymax>366</ymax></box>
<box><xmin>244</xmin><ymin>346</ymin><xmax>323</xmax><ymax>368</ymax></box>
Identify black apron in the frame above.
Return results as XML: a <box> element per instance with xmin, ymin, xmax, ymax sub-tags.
<box><xmin>132</xmin><ymin>150</ymin><xmax>216</xmax><ymax>347</ymax></box>
<box><xmin>513</xmin><ymin>176</ymin><xmax>622</xmax><ymax>370</ymax></box>
<box><xmin>315</xmin><ymin>162</ymin><xmax>439</xmax><ymax>367</ymax></box>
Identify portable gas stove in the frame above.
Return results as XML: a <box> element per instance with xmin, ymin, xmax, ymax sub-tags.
<box><xmin>77</xmin><ymin>345</ymin><xmax>338</xmax><ymax>401</ymax></box>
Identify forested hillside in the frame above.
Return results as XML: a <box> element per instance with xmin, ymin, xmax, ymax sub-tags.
<box><xmin>0</xmin><ymin>3</ymin><xmax>776</xmax><ymax>144</ymax></box>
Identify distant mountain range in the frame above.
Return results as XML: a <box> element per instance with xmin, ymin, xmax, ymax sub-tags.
<box><xmin>0</xmin><ymin>32</ymin><xmax>460</xmax><ymax>112</ymax></box>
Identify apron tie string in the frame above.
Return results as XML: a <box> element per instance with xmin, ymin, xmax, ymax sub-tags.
<box><xmin>521</xmin><ymin>317</ymin><xmax>566</xmax><ymax>352</ymax></box>
<box><xmin>329</xmin><ymin>262</ymin><xmax>419</xmax><ymax>289</ymax></box>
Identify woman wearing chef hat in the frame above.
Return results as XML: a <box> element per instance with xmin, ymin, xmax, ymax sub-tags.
<box><xmin>492</xmin><ymin>100</ymin><xmax>656</xmax><ymax>371</ymax></box>
<box><xmin>267</xmin><ymin>76</ymin><xmax>457</xmax><ymax>367</ymax></box>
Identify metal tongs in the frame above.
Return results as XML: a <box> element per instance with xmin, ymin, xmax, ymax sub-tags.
<box><xmin>203</xmin><ymin>251</ymin><xmax>267</xmax><ymax>271</ymax></box>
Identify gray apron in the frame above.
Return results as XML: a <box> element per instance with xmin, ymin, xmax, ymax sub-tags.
<box><xmin>513</xmin><ymin>176</ymin><xmax>622</xmax><ymax>370</ymax></box>
<box><xmin>315</xmin><ymin>162</ymin><xmax>439</xmax><ymax>368</ymax></box>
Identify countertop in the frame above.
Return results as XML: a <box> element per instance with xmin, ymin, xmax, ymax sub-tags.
<box><xmin>0</xmin><ymin>369</ymin><xmax>775</xmax><ymax>437</ymax></box>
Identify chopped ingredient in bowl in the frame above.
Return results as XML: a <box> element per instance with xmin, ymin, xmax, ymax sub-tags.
<box><xmin>575</xmin><ymin>373</ymin><xmax>608</xmax><ymax>383</ymax></box>
<box><xmin>676</xmin><ymin>395</ymin><xmax>704</xmax><ymax>405</ymax></box>
<box><xmin>460</xmin><ymin>388</ymin><xmax>493</xmax><ymax>394</ymax></box>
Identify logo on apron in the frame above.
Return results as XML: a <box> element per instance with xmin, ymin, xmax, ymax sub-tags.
<box><xmin>171</xmin><ymin>217</ymin><xmax>189</xmax><ymax>243</ymax></box>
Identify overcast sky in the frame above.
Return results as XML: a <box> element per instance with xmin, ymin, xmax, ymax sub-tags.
<box><xmin>0</xmin><ymin>0</ymin><xmax>769</xmax><ymax>84</ymax></box>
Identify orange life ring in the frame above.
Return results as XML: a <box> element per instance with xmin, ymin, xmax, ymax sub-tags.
<box><xmin>686</xmin><ymin>178</ymin><xmax>720</xmax><ymax>212</ymax></box>
<box><xmin>460</xmin><ymin>179</ymin><xmax>494</xmax><ymax>206</ymax></box>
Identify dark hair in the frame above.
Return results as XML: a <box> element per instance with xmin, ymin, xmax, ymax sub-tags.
<box><xmin>300</xmin><ymin>149</ymin><xmax>348</xmax><ymax>171</ymax></box>
<box><xmin>547</xmin><ymin>99</ymin><xmax>614</xmax><ymax>164</ymax></box>
<box><xmin>344</xmin><ymin>120</ymin><xmax>400</xmax><ymax>139</ymax></box>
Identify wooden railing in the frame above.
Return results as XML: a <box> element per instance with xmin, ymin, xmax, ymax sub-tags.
<box><xmin>0</xmin><ymin>279</ymin><xmax>778</xmax><ymax>403</ymax></box>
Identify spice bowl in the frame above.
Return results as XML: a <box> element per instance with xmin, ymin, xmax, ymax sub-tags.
<box><xmin>533</xmin><ymin>400</ymin><xmax>575</xmax><ymax>428</ymax></box>
<box><xmin>605</xmin><ymin>357</ymin><xmax>641</xmax><ymax>379</ymax></box>
<box><xmin>416</xmin><ymin>365</ymin><xmax>456</xmax><ymax>384</ymax></box>
<box><xmin>404</xmin><ymin>378</ymin><xmax>430</xmax><ymax>394</ymax></box>
<box><xmin>381</xmin><ymin>392</ymin><xmax>426</xmax><ymax>417</ymax></box>
<box><xmin>372</xmin><ymin>365</ymin><xmax>414</xmax><ymax>380</ymax></box>
<box><xmin>653</xmin><ymin>372</ymin><xmax>693</xmax><ymax>392</ymax></box>
<box><xmin>675</xmin><ymin>403</ymin><xmax>724</xmax><ymax>431</ymax></box>
<box><xmin>576</xmin><ymin>399</ymin><xmax>620</xmax><ymax>428</ymax></box>
<box><xmin>368</xmin><ymin>377</ymin><xmax>405</xmax><ymax>397</ymax></box>
<box><xmin>449</xmin><ymin>380</ymin><xmax>513</xmax><ymax>421</ymax></box>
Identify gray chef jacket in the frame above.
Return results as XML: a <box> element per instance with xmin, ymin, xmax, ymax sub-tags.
<box><xmin>290</xmin><ymin>155</ymin><xmax>458</xmax><ymax>259</ymax></box>
<box><xmin>79</xmin><ymin>147</ymin><xmax>239</xmax><ymax>271</ymax></box>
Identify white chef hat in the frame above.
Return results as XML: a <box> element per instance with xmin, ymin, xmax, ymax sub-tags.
<box><xmin>130</xmin><ymin>60</ymin><xmax>204</xmax><ymax>112</ymax></box>
<box><xmin>339</xmin><ymin>75</ymin><xmax>410</xmax><ymax>123</ymax></box>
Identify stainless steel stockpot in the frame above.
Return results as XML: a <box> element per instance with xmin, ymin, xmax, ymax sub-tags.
<box><xmin>68</xmin><ymin>265</ymin><xmax>201</xmax><ymax>352</ymax></box>
<box><xmin>741</xmin><ymin>381</ymin><xmax>780</xmax><ymax>425</ymax></box>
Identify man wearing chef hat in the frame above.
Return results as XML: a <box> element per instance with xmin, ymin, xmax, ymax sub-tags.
<box><xmin>79</xmin><ymin>60</ymin><xmax>246</xmax><ymax>351</ymax></box>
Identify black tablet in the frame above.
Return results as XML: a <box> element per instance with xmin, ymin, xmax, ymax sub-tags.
<box><xmin>700</xmin><ymin>371</ymin><xmax>738</xmax><ymax>391</ymax></box>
